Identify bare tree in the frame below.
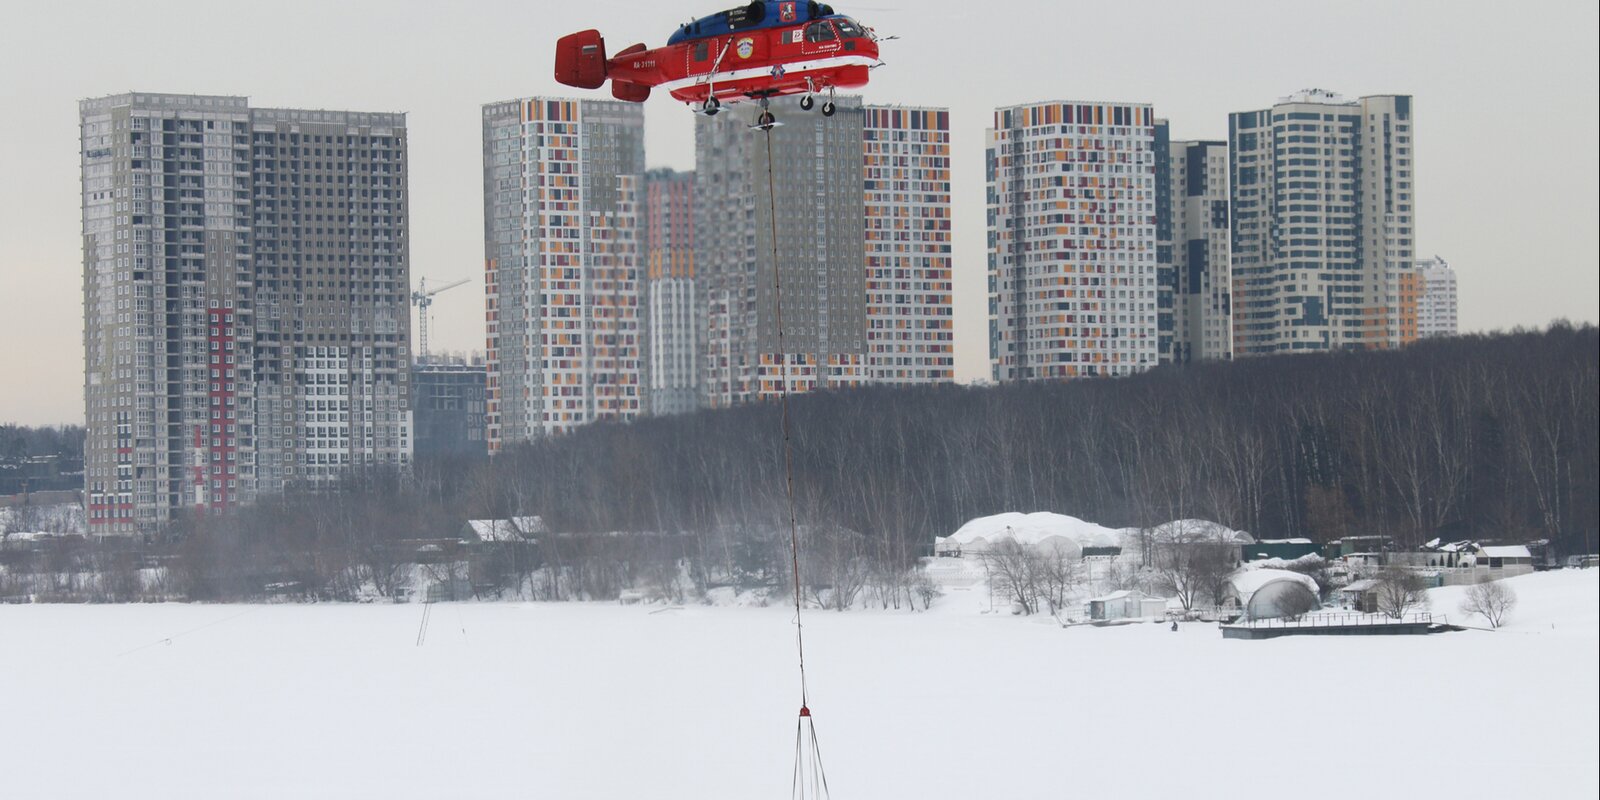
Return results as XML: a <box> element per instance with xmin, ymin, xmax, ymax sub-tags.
<box><xmin>1098</xmin><ymin>557</ymin><xmax>1145</xmax><ymax>595</ymax></box>
<box><xmin>808</xmin><ymin>527</ymin><xmax>869</xmax><ymax>612</ymax></box>
<box><xmin>33</xmin><ymin>326</ymin><xmax>1593</xmax><ymax>605</ymax></box>
<box><xmin>980</xmin><ymin>539</ymin><xmax>1041</xmax><ymax>615</ymax></box>
<box><xmin>1152</xmin><ymin>526</ymin><xmax>1236</xmax><ymax>611</ymax></box>
<box><xmin>1374</xmin><ymin>566</ymin><xmax>1430</xmax><ymax>619</ymax></box>
<box><xmin>1037</xmin><ymin>547</ymin><xmax>1084</xmax><ymax>616</ymax></box>
<box><xmin>910</xmin><ymin>567</ymin><xmax>941</xmax><ymax>611</ymax></box>
<box><xmin>6</xmin><ymin>503</ymin><xmax>41</xmax><ymax>537</ymax></box>
<box><xmin>86</xmin><ymin>548</ymin><xmax>142</xmax><ymax>603</ymax></box>
<box><xmin>1460</xmin><ymin>578</ymin><xmax>1517</xmax><ymax>628</ymax></box>
<box><xmin>422</xmin><ymin>558</ymin><xmax>469</xmax><ymax>601</ymax></box>
<box><xmin>1303</xmin><ymin>484</ymin><xmax>1355</xmax><ymax>544</ymax></box>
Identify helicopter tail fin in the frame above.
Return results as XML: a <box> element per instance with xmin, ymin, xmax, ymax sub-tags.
<box><xmin>611</xmin><ymin>81</ymin><xmax>651</xmax><ymax>103</ymax></box>
<box><xmin>555</xmin><ymin>30</ymin><xmax>608</xmax><ymax>89</ymax></box>
<box><xmin>608</xmin><ymin>43</ymin><xmax>651</xmax><ymax>102</ymax></box>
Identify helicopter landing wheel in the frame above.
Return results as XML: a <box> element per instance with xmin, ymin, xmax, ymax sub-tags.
<box><xmin>799</xmin><ymin>95</ymin><xmax>815</xmax><ymax>111</ymax></box>
<box><xmin>703</xmin><ymin>96</ymin><xmax>721</xmax><ymax>116</ymax></box>
<box><xmin>757</xmin><ymin>110</ymin><xmax>777</xmax><ymax>128</ymax></box>
<box><xmin>821</xmin><ymin>100</ymin><xmax>836</xmax><ymax>117</ymax></box>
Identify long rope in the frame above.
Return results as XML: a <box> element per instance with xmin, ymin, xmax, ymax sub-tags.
<box><xmin>764</xmin><ymin>119</ymin><xmax>811</xmax><ymax>713</ymax></box>
<box><xmin>763</xmin><ymin>118</ymin><xmax>830</xmax><ymax>799</ymax></box>
<box><xmin>113</xmin><ymin>606</ymin><xmax>260</xmax><ymax>658</ymax></box>
<box><xmin>415</xmin><ymin>597</ymin><xmax>432</xmax><ymax>646</ymax></box>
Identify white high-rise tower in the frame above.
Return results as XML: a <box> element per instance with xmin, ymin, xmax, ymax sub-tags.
<box><xmin>1229</xmin><ymin>90</ymin><xmax>1419</xmax><ymax>355</ymax></box>
<box><xmin>1416</xmin><ymin>256</ymin><xmax>1458</xmax><ymax>338</ymax></box>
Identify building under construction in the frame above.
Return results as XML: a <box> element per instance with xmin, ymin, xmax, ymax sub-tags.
<box><xmin>78</xmin><ymin>92</ymin><xmax>413</xmax><ymax>536</ymax></box>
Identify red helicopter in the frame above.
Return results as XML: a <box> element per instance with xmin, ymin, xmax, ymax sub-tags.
<box><xmin>554</xmin><ymin>1</ymin><xmax>884</xmax><ymax>127</ymax></box>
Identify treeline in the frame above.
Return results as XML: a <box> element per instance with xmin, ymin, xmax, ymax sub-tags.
<box><xmin>0</xmin><ymin>424</ymin><xmax>86</xmax><ymax>495</ymax></box>
<box><xmin>481</xmin><ymin>324</ymin><xmax>1597</xmax><ymax>556</ymax></box>
<box><xmin>0</xmin><ymin>425</ymin><xmax>85</xmax><ymax>462</ymax></box>
<box><xmin>7</xmin><ymin>325</ymin><xmax>1593</xmax><ymax>604</ymax></box>
<box><xmin>142</xmin><ymin>468</ymin><xmax>928</xmax><ymax>606</ymax></box>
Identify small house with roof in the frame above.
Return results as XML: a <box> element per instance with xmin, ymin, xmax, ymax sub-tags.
<box><xmin>1337</xmin><ymin>578</ymin><xmax>1381</xmax><ymax>613</ymax></box>
<box><xmin>1244</xmin><ymin>538</ymin><xmax>1321</xmax><ymax>563</ymax></box>
<box><xmin>462</xmin><ymin>516</ymin><xmax>546</xmax><ymax>543</ymax></box>
<box><xmin>1085</xmin><ymin>589</ymin><xmax>1168</xmax><ymax>621</ymax></box>
<box><xmin>1467</xmin><ymin>544</ymin><xmax>1533</xmax><ymax>570</ymax></box>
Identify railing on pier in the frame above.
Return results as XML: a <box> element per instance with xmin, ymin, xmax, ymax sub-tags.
<box><xmin>1228</xmin><ymin>611</ymin><xmax>1441</xmax><ymax>629</ymax></box>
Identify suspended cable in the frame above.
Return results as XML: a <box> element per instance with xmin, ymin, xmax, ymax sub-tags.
<box><xmin>762</xmin><ymin>117</ymin><xmax>831</xmax><ymax>800</ymax></box>
<box><xmin>113</xmin><ymin>606</ymin><xmax>260</xmax><ymax>658</ymax></box>
<box><xmin>415</xmin><ymin>597</ymin><xmax>433</xmax><ymax>646</ymax></box>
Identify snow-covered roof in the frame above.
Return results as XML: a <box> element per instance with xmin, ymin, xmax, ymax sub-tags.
<box><xmin>1228</xmin><ymin>568</ymin><xmax>1319</xmax><ymax>601</ymax></box>
<box><xmin>1</xmin><ymin>531</ymin><xmax>51</xmax><ymax>542</ymax></box>
<box><xmin>466</xmin><ymin>516</ymin><xmax>546</xmax><ymax>542</ymax></box>
<box><xmin>1241</xmin><ymin>553</ymin><xmax>1326</xmax><ymax>572</ymax></box>
<box><xmin>938</xmin><ymin>514</ymin><xmax>1255</xmax><ymax>557</ymax></box>
<box><xmin>942</xmin><ymin>512</ymin><xmax>1121</xmax><ymax>550</ymax></box>
<box><xmin>1143</xmin><ymin>519</ymin><xmax>1256</xmax><ymax>546</ymax></box>
<box><xmin>1340</xmin><ymin>579</ymin><xmax>1379</xmax><ymax>593</ymax></box>
<box><xmin>1258</xmin><ymin>538</ymin><xmax>1314</xmax><ymax>545</ymax></box>
<box><xmin>1478</xmin><ymin>545</ymin><xmax>1531</xmax><ymax>559</ymax></box>
<box><xmin>1090</xmin><ymin>590</ymin><xmax>1134</xmax><ymax>602</ymax></box>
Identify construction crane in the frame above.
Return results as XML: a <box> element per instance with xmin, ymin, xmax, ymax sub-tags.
<box><xmin>410</xmin><ymin>276</ymin><xmax>469</xmax><ymax>364</ymax></box>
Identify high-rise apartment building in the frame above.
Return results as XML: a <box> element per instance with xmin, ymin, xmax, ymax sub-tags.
<box><xmin>1155</xmin><ymin>121</ymin><xmax>1233</xmax><ymax>364</ymax></box>
<box><xmin>482</xmin><ymin>98</ymin><xmax>644</xmax><ymax>450</ymax></box>
<box><xmin>694</xmin><ymin>107</ymin><xmax>758</xmax><ymax>408</ymax></box>
<box><xmin>1229</xmin><ymin>90</ymin><xmax>1418</xmax><ymax>355</ymax></box>
<box><xmin>642</xmin><ymin>169</ymin><xmax>698</xmax><ymax>416</ymax></box>
<box><xmin>987</xmin><ymin>101</ymin><xmax>1160</xmax><ymax>381</ymax></box>
<box><xmin>79</xmin><ymin>92</ymin><xmax>411</xmax><ymax>536</ymax></box>
<box><xmin>696</xmin><ymin>96</ymin><xmax>869</xmax><ymax>405</ymax></box>
<box><xmin>695</xmin><ymin>97</ymin><xmax>953</xmax><ymax>406</ymax></box>
<box><xmin>1416</xmin><ymin>255</ymin><xmax>1458</xmax><ymax>338</ymax></box>
<box><xmin>863</xmin><ymin>106</ymin><xmax>954</xmax><ymax>384</ymax></box>
<box><xmin>250</xmin><ymin>108</ymin><xmax>413</xmax><ymax>495</ymax></box>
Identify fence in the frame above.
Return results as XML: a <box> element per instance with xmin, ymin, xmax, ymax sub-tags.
<box><xmin>1432</xmin><ymin>566</ymin><xmax>1533</xmax><ymax>586</ymax></box>
<box><xmin>1221</xmin><ymin>611</ymin><xmax>1445</xmax><ymax>639</ymax></box>
<box><xmin>1228</xmin><ymin>611</ymin><xmax>1440</xmax><ymax>629</ymax></box>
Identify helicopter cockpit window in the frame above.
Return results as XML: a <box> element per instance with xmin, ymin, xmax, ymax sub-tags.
<box><xmin>804</xmin><ymin>20</ymin><xmax>838</xmax><ymax>43</ymax></box>
<box><xmin>726</xmin><ymin>1</ymin><xmax>767</xmax><ymax>29</ymax></box>
<box><xmin>835</xmin><ymin>18</ymin><xmax>867</xmax><ymax>38</ymax></box>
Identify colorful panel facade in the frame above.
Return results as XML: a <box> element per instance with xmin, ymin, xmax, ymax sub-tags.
<box><xmin>987</xmin><ymin>101</ymin><xmax>1160</xmax><ymax>381</ymax></box>
<box><xmin>482</xmin><ymin>97</ymin><xmax>643</xmax><ymax>449</ymax></box>
<box><xmin>863</xmin><ymin>106</ymin><xmax>954</xmax><ymax>384</ymax></box>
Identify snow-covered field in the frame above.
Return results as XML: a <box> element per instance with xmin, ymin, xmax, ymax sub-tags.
<box><xmin>3</xmin><ymin>571</ymin><xmax>1595</xmax><ymax>799</ymax></box>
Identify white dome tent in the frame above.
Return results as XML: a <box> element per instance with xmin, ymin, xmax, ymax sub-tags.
<box><xmin>1225</xmin><ymin>568</ymin><xmax>1321</xmax><ymax>620</ymax></box>
<box><xmin>936</xmin><ymin>512</ymin><xmax>1121</xmax><ymax>557</ymax></box>
<box><xmin>1142</xmin><ymin>518</ymin><xmax>1256</xmax><ymax>546</ymax></box>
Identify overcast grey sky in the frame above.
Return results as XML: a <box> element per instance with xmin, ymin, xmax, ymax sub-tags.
<box><xmin>1</xmin><ymin>0</ymin><xmax>1595</xmax><ymax>426</ymax></box>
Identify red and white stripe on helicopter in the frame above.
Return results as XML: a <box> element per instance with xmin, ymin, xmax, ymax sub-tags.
<box><xmin>554</xmin><ymin>1</ymin><xmax>883</xmax><ymax>116</ymax></box>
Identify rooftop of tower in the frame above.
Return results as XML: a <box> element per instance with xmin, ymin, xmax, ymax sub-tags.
<box><xmin>1277</xmin><ymin>88</ymin><xmax>1352</xmax><ymax>106</ymax></box>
